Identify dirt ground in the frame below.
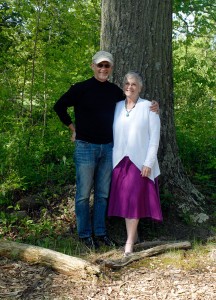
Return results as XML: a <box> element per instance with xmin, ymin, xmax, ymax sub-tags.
<box><xmin>0</xmin><ymin>242</ymin><xmax>215</xmax><ymax>300</ymax></box>
<box><xmin>1</xmin><ymin>185</ymin><xmax>215</xmax><ymax>299</ymax></box>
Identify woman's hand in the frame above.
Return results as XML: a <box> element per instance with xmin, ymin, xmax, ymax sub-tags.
<box><xmin>141</xmin><ymin>166</ymin><xmax>151</xmax><ymax>177</ymax></box>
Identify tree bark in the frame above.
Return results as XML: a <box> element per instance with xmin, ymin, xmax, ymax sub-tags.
<box><xmin>0</xmin><ymin>240</ymin><xmax>100</xmax><ymax>277</ymax></box>
<box><xmin>101</xmin><ymin>0</ymin><xmax>206</xmax><ymax>220</ymax></box>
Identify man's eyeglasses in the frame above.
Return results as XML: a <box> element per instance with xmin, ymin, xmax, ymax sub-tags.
<box><xmin>96</xmin><ymin>63</ymin><xmax>111</xmax><ymax>68</ymax></box>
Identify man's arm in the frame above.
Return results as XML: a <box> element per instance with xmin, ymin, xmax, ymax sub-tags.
<box><xmin>150</xmin><ymin>100</ymin><xmax>159</xmax><ymax>113</ymax></box>
<box><xmin>54</xmin><ymin>87</ymin><xmax>76</xmax><ymax>142</ymax></box>
<box><xmin>53</xmin><ymin>89</ymin><xmax>74</xmax><ymax>127</ymax></box>
<box><xmin>69</xmin><ymin>123</ymin><xmax>76</xmax><ymax>142</ymax></box>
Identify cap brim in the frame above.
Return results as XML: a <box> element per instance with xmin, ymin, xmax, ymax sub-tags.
<box><xmin>94</xmin><ymin>57</ymin><xmax>113</xmax><ymax>65</ymax></box>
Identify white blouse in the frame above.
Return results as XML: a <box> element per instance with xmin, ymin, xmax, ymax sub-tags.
<box><xmin>112</xmin><ymin>97</ymin><xmax>160</xmax><ymax>181</ymax></box>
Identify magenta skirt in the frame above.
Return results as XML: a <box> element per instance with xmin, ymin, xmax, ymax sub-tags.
<box><xmin>108</xmin><ymin>157</ymin><xmax>163</xmax><ymax>221</ymax></box>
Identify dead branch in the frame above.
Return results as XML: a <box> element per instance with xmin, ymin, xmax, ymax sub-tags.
<box><xmin>100</xmin><ymin>241</ymin><xmax>192</xmax><ymax>269</ymax></box>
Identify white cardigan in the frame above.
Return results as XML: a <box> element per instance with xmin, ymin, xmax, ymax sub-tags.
<box><xmin>112</xmin><ymin>98</ymin><xmax>160</xmax><ymax>181</ymax></box>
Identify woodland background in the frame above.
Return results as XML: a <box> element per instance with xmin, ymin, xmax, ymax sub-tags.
<box><xmin>0</xmin><ymin>0</ymin><xmax>215</xmax><ymax>251</ymax></box>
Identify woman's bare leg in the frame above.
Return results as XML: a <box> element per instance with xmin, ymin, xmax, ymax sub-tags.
<box><xmin>125</xmin><ymin>218</ymin><xmax>139</xmax><ymax>254</ymax></box>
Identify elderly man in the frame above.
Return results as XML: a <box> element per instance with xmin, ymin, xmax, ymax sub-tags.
<box><xmin>54</xmin><ymin>51</ymin><xmax>158</xmax><ymax>249</ymax></box>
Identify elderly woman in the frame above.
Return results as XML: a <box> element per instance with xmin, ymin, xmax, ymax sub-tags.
<box><xmin>108</xmin><ymin>71</ymin><xmax>163</xmax><ymax>256</ymax></box>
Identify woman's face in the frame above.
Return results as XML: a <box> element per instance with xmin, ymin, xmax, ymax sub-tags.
<box><xmin>124</xmin><ymin>76</ymin><xmax>141</xmax><ymax>100</ymax></box>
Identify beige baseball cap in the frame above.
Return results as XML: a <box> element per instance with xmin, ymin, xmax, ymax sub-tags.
<box><xmin>92</xmin><ymin>51</ymin><xmax>114</xmax><ymax>65</ymax></box>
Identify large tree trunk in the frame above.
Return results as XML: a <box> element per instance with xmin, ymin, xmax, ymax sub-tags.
<box><xmin>101</xmin><ymin>0</ymin><xmax>207</xmax><ymax>221</ymax></box>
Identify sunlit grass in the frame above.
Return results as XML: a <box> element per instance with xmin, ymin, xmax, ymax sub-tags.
<box><xmin>131</xmin><ymin>242</ymin><xmax>215</xmax><ymax>271</ymax></box>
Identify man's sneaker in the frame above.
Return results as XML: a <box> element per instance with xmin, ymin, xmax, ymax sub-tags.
<box><xmin>80</xmin><ymin>237</ymin><xmax>99</xmax><ymax>250</ymax></box>
<box><xmin>96</xmin><ymin>235</ymin><xmax>117</xmax><ymax>247</ymax></box>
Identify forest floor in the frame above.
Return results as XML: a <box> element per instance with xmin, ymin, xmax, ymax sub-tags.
<box><xmin>0</xmin><ymin>242</ymin><xmax>215</xmax><ymax>299</ymax></box>
<box><xmin>0</xmin><ymin>184</ymin><xmax>216</xmax><ymax>299</ymax></box>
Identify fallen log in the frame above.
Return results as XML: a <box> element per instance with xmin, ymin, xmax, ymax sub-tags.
<box><xmin>0</xmin><ymin>240</ymin><xmax>100</xmax><ymax>277</ymax></box>
<box><xmin>133</xmin><ymin>240</ymin><xmax>173</xmax><ymax>251</ymax></box>
<box><xmin>95</xmin><ymin>240</ymin><xmax>169</xmax><ymax>264</ymax></box>
<box><xmin>100</xmin><ymin>241</ymin><xmax>192</xmax><ymax>269</ymax></box>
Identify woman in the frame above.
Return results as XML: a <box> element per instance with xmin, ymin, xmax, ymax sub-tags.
<box><xmin>108</xmin><ymin>71</ymin><xmax>163</xmax><ymax>256</ymax></box>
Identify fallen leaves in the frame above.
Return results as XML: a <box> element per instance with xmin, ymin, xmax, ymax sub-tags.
<box><xmin>0</xmin><ymin>244</ymin><xmax>215</xmax><ymax>299</ymax></box>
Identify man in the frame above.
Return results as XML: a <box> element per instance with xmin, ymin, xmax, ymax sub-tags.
<box><xmin>54</xmin><ymin>51</ymin><xmax>158</xmax><ymax>249</ymax></box>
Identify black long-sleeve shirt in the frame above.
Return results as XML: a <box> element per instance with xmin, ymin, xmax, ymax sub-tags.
<box><xmin>54</xmin><ymin>77</ymin><xmax>124</xmax><ymax>144</ymax></box>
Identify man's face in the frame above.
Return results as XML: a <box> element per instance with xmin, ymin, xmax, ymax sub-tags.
<box><xmin>91</xmin><ymin>61</ymin><xmax>113</xmax><ymax>82</ymax></box>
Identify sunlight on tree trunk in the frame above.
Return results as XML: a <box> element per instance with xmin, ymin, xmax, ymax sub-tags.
<box><xmin>20</xmin><ymin>62</ymin><xmax>27</xmax><ymax>117</ymax></box>
<box><xmin>42</xmin><ymin>70</ymin><xmax>47</xmax><ymax>139</ymax></box>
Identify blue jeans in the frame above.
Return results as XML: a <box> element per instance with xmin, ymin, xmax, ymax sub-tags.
<box><xmin>74</xmin><ymin>140</ymin><xmax>113</xmax><ymax>238</ymax></box>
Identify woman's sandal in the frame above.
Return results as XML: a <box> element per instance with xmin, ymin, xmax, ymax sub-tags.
<box><xmin>123</xmin><ymin>242</ymin><xmax>134</xmax><ymax>257</ymax></box>
<box><xmin>123</xmin><ymin>252</ymin><xmax>133</xmax><ymax>257</ymax></box>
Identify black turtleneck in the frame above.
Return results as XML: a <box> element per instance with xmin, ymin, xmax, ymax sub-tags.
<box><xmin>54</xmin><ymin>77</ymin><xmax>124</xmax><ymax>144</ymax></box>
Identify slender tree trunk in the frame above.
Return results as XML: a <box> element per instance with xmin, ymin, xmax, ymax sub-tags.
<box><xmin>29</xmin><ymin>1</ymin><xmax>41</xmax><ymax>122</ymax></box>
<box><xmin>42</xmin><ymin>70</ymin><xmax>47</xmax><ymax>139</ymax></box>
<box><xmin>101</xmin><ymin>0</ymin><xmax>207</xmax><ymax>221</ymax></box>
<box><xmin>21</xmin><ymin>62</ymin><xmax>27</xmax><ymax>117</ymax></box>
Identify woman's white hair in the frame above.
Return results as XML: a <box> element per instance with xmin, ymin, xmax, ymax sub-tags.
<box><xmin>123</xmin><ymin>71</ymin><xmax>143</xmax><ymax>90</ymax></box>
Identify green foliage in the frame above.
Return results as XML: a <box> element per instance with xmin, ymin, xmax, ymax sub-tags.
<box><xmin>0</xmin><ymin>0</ymin><xmax>101</xmax><ymax>205</ymax></box>
<box><xmin>173</xmin><ymin>1</ymin><xmax>216</xmax><ymax>191</ymax></box>
<box><xmin>0</xmin><ymin>0</ymin><xmax>215</xmax><ymax>252</ymax></box>
<box><xmin>0</xmin><ymin>116</ymin><xmax>75</xmax><ymax>204</ymax></box>
<box><xmin>173</xmin><ymin>37</ymin><xmax>215</xmax><ymax>183</ymax></box>
<box><xmin>173</xmin><ymin>0</ymin><xmax>216</xmax><ymax>37</ymax></box>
